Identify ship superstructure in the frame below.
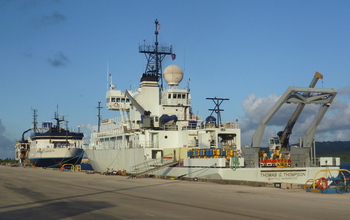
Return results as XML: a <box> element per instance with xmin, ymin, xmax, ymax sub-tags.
<box><xmin>86</xmin><ymin>20</ymin><xmax>240</xmax><ymax>172</ymax></box>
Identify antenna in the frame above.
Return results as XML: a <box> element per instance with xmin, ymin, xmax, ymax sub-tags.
<box><xmin>96</xmin><ymin>101</ymin><xmax>103</xmax><ymax>132</ymax></box>
<box><xmin>32</xmin><ymin>108</ymin><xmax>38</xmax><ymax>132</ymax></box>
<box><xmin>107</xmin><ymin>62</ymin><xmax>109</xmax><ymax>90</ymax></box>
<box><xmin>53</xmin><ymin>106</ymin><xmax>65</xmax><ymax>131</ymax></box>
<box><xmin>187</xmin><ymin>78</ymin><xmax>191</xmax><ymax>92</ymax></box>
<box><xmin>60</xmin><ymin>115</ymin><xmax>69</xmax><ymax>130</ymax></box>
<box><xmin>155</xmin><ymin>19</ymin><xmax>160</xmax><ymax>86</ymax></box>
<box><xmin>183</xmin><ymin>46</ymin><xmax>186</xmax><ymax>75</ymax></box>
<box><xmin>107</xmin><ymin>62</ymin><xmax>115</xmax><ymax>90</ymax></box>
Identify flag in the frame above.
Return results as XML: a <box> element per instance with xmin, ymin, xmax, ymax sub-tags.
<box><xmin>171</xmin><ymin>53</ymin><xmax>176</xmax><ymax>60</ymax></box>
<box><xmin>157</xmin><ymin>24</ymin><xmax>161</xmax><ymax>31</ymax></box>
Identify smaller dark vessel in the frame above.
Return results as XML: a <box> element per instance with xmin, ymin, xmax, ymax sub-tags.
<box><xmin>15</xmin><ymin>110</ymin><xmax>84</xmax><ymax>168</ymax></box>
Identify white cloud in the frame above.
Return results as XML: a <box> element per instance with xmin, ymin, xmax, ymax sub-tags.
<box><xmin>80</xmin><ymin>123</ymin><xmax>97</xmax><ymax>133</ymax></box>
<box><xmin>0</xmin><ymin>119</ymin><xmax>15</xmax><ymax>159</ymax></box>
<box><xmin>338</xmin><ymin>86</ymin><xmax>350</xmax><ymax>98</ymax></box>
<box><xmin>315</xmin><ymin>94</ymin><xmax>350</xmax><ymax>141</ymax></box>
<box><xmin>79</xmin><ymin>123</ymin><xmax>97</xmax><ymax>144</ymax></box>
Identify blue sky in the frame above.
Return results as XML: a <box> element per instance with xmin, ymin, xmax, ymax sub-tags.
<box><xmin>1</xmin><ymin>0</ymin><xmax>350</xmax><ymax>159</ymax></box>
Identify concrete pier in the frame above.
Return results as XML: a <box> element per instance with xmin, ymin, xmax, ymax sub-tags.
<box><xmin>1</xmin><ymin>166</ymin><xmax>350</xmax><ymax>219</ymax></box>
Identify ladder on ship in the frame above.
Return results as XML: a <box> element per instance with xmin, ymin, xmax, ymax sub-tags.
<box><xmin>128</xmin><ymin>160</ymin><xmax>179</xmax><ymax>178</ymax></box>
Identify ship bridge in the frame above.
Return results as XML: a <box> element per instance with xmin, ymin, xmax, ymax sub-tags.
<box><xmin>161</xmin><ymin>87</ymin><xmax>191</xmax><ymax>106</ymax></box>
<box><xmin>106</xmin><ymin>89</ymin><xmax>131</xmax><ymax>111</ymax></box>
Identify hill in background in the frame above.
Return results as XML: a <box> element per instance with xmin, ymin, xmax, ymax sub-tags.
<box><xmin>315</xmin><ymin>141</ymin><xmax>350</xmax><ymax>162</ymax></box>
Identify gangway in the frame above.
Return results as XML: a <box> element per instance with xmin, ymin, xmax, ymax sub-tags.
<box><xmin>128</xmin><ymin>156</ymin><xmax>178</xmax><ymax>178</ymax></box>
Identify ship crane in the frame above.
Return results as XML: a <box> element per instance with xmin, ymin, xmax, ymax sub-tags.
<box><xmin>125</xmin><ymin>90</ymin><xmax>153</xmax><ymax>128</ymax></box>
<box><xmin>125</xmin><ymin>90</ymin><xmax>149</xmax><ymax>116</ymax></box>
<box><xmin>277</xmin><ymin>72</ymin><xmax>323</xmax><ymax>149</ymax></box>
<box><xmin>251</xmin><ymin>72</ymin><xmax>337</xmax><ymax>150</ymax></box>
<box><xmin>21</xmin><ymin>128</ymin><xmax>31</xmax><ymax>142</ymax></box>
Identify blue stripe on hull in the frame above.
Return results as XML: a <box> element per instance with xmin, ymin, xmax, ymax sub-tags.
<box><xmin>30</xmin><ymin>156</ymin><xmax>83</xmax><ymax>168</ymax></box>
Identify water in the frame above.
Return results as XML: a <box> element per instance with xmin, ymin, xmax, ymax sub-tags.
<box><xmin>81</xmin><ymin>163</ymin><xmax>93</xmax><ymax>170</ymax></box>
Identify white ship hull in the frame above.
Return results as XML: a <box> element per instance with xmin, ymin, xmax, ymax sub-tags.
<box><xmin>28</xmin><ymin>136</ymin><xmax>84</xmax><ymax>168</ymax></box>
<box><xmin>85</xmin><ymin>148</ymin><xmax>145</xmax><ymax>172</ymax></box>
<box><xmin>158</xmin><ymin>167</ymin><xmax>340</xmax><ymax>184</ymax></box>
<box><xmin>84</xmin><ymin>148</ymin><xmax>339</xmax><ymax>184</ymax></box>
<box><xmin>29</xmin><ymin>147</ymin><xmax>83</xmax><ymax>159</ymax></box>
<box><xmin>29</xmin><ymin>147</ymin><xmax>84</xmax><ymax>167</ymax></box>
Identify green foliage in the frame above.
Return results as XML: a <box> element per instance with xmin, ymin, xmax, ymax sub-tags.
<box><xmin>0</xmin><ymin>158</ymin><xmax>16</xmax><ymax>163</ymax></box>
<box><xmin>316</xmin><ymin>141</ymin><xmax>350</xmax><ymax>162</ymax></box>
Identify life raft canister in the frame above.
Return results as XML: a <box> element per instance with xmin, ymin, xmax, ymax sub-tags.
<box><xmin>317</xmin><ymin>177</ymin><xmax>328</xmax><ymax>190</ymax></box>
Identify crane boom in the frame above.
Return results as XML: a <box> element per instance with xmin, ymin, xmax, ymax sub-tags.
<box><xmin>278</xmin><ymin>72</ymin><xmax>323</xmax><ymax>149</ymax></box>
<box><xmin>125</xmin><ymin>90</ymin><xmax>149</xmax><ymax>115</ymax></box>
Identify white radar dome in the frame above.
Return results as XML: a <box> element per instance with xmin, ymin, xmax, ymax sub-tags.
<box><xmin>164</xmin><ymin>65</ymin><xmax>183</xmax><ymax>86</ymax></box>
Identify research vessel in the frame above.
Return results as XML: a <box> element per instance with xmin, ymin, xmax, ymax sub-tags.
<box><xmin>84</xmin><ymin>20</ymin><xmax>340</xmax><ymax>184</ymax></box>
<box><xmin>15</xmin><ymin>110</ymin><xmax>84</xmax><ymax>168</ymax></box>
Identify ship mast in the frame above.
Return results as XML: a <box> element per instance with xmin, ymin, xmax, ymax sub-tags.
<box><xmin>96</xmin><ymin>101</ymin><xmax>103</xmax><ymax>132</ymax></box>
<box><xmin>32</xmin><ymin>109</ymin><xmax>38</xmax><ymax>132</ymax></box>
<box><xmin>139</xmin><ymin>19</ymin><xmax>173</xmax><ymax>89</ymax></box>
<box><xmin>54</xmin><ymin>106</ymin><xmax>65</xmax><ymax>131</ymax></box>
<box><xmin>207</xmin><ymin>97</ymin><xmax>229</xmax><ymax>127</ymax></box>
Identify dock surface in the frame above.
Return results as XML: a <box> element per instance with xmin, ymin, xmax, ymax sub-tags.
<box><xmin>1</xmin><ymin>166</ymin><xmax>350</xmax><ymax>219</ymax></box>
